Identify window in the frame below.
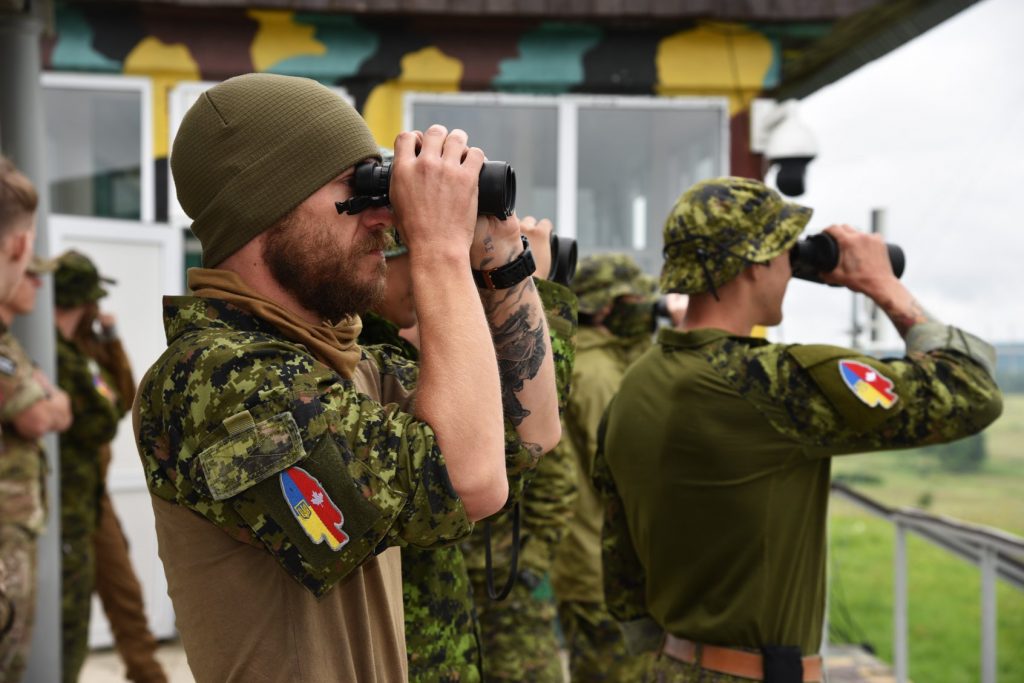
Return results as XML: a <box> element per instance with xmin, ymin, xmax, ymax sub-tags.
<box><xmin>42</xmin><ymin>73</ymin><xmax>153</xmax><ymax>222</ymax></box>
<box><xmin>407</xmin><ymin>93</ymin><xmax>728</xmax><ymax>273</ymax></box>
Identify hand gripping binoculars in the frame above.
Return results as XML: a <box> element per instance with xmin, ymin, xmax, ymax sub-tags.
<box><xmin>790</xmin><ymin>232</ymin><xmax>905</xmax><ymax>284</ymax></box>
<box><xmin>336</xmin><ymin>158</ymin><xmax>517</xmax><ymax>219</ymax></box>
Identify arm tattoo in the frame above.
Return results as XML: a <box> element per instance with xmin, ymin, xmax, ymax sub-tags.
<box><xmin>887</xmin><ymin>297</ymin><xmax>937</xmax><ymax>337</ymax></box>
<box><xmin>490</xmin><ymin>303</ymin><xmax>547</xmax><ymax>426</ymax></box>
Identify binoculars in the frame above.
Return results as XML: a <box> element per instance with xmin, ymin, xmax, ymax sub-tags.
<box><xmin>549</xmin><ymin>234</ymin><xmax>577</xmax><ymax>286</ymax></box>
<box><xmin>790</xmin><ymin>232</ymin><xmax>905</xmax><ymax>284</ymax></box>
<box><xmin>336</xmin><ymin>159</ymin><xmax>517</xmax><ymax>220</ymax></box>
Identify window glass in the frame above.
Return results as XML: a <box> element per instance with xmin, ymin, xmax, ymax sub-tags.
<box><xmin>44</xmin><ymin>87</ymin><xmax>143</xmax><ymax>220</ymax></box>
<box><xmin>411</xmin><ymin>103</ymin><xmax>558</xmax><ymax>223</ymax></box>
<box><xmin>576</xmin><ymin>106</ymin><xmax>723</xmax><ymax>274</ymax></box>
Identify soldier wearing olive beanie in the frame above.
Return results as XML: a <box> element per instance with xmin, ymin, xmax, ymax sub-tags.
<box><xmin>172</xmin><ymin>73</ymin><xmax>380</xmax><ymax>267</ymax></box>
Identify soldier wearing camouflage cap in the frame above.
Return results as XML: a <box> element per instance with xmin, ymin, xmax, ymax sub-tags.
<box><xmin>596</xmin><ymin>176</ymin><xmax>1002</xmax><ymax>682</ymax></box>
<box><xmin>0</xmin><ymin>256</ymin><xmax>72</xmax><ymax>681</ymax></box>
<box><xmin>547</xmin><ymin>253</ymin><xmax>655</xmax><ymax>682</ymax></box>
<box><xmin>135</xmin><ymin>73</ymin><xmax>561</xmax><ymax>682</ymax></box>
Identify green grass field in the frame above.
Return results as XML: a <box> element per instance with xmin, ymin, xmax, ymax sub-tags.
<box><xmin>828</xmin><ymin>394</ymin><xmax>1024</xmax><ymax>682</ymax></box>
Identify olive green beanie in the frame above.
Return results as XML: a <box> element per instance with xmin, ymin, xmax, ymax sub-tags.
<box><xmin>171</xmin><ymin>73</ymin><xmax>380</xmax><ymax>267</ymax></box>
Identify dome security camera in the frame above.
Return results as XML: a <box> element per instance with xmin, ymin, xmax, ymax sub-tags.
<box><xmin>750</xmin><ymin>99</ymin><xmax>818</xmax><ymax>197</ymax></box>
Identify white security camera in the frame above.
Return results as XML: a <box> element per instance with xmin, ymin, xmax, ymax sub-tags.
<box><xmin>750</xmin><ymin>99</ymin><xmax>818</xmax><ymax>197</ymax></box>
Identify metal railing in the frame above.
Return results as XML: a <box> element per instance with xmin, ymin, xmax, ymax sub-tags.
<box><xmin>830</xmin><ymin>481</ymin><xmax>1024</xmax><ymax>683</ymax></box>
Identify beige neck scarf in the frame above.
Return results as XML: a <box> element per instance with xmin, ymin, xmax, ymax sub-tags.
<box><xmin>187</xmin><ymin>268</ymin><xmax>363</xmax><ymax>380</ymax></box>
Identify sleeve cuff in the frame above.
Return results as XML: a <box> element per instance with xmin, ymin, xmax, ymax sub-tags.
<box><xmin>905</xmin><ymin>322</ymin><xmax>997</xmax><ymax>377</ymax></box>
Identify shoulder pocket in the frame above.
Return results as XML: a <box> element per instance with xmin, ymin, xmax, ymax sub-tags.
<box><xmin>196</xmin><ymin>411</ymin><xmax>306</xmax><ymax>501</ymax></box>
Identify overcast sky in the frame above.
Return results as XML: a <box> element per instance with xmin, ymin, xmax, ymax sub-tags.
<box><xmin>776</xmin><ymin>0</ymin><xmax>1024</xmax><ymax>349</ymax></box>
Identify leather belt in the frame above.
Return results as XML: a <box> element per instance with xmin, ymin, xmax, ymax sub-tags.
<box><xmin>661</xmin><ymin>634</ymin><xmax>823</xmax><ymax>682</ymax></box>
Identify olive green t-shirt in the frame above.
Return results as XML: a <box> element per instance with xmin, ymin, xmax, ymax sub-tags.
<box><xmin>598</xmin><ymin>324</ymin><xmax>1002</xmax><ymax>654</ymax></box>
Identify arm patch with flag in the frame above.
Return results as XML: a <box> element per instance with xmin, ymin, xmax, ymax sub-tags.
<box><xmin>280</xmin><ymin>466</ymin><xmax>349</xmax><ymax>551</ymax></box>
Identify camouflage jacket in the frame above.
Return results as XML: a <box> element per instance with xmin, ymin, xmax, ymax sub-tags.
<box><xmin>0</xmin><ymin>328</ymin><xmax>49</xmax><ymax>534</ymax></box>
<box><xmin>595</xmin><ymin>322</ymin><xmax>1003</xmax><ymax>655</ymax></box>
<box><xmin>136</xmin><ymin>296</ymin><xmax>471</xmax><ymax>597</ymax></box>
<box><xmin>57</xmin><ymin>334</ymin><xmax>123</xmax><ymax>537</ymax></box>
<box><xmin>359</xmin><ymin>279</ymin><xmax>578</xmax><ymax>682</ymax></box>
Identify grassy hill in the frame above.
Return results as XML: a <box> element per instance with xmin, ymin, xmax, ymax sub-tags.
<box><xmin>828</xmin><ymin>394</ymin><xmax>1024</xmax><ymax>682</ymax></box>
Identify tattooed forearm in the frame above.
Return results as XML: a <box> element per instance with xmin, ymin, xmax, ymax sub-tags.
<box><xmin>886</xmin><ymin>297</ymin><xmax>938</xmax><ymax>337</ymax></box>
<box><xmin>490</xmin><ymin>304</ymin><xmax>547</xmax><ymax>426</ymax></box>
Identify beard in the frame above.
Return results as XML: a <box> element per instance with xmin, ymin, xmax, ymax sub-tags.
<box><xmin>263</xmin><ymin>211</ymin><xmax>389</xmax><ymax>323</ymax></box>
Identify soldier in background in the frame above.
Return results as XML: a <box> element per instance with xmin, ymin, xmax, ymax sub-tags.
<box><xmin>0</xmin><ymin>257</ymin><xmax>73</xmax><ymax>681</ymax></box>
<box><xmin>550</xmin><ymin>253</ymin><xmax>656</xmax><ymax>682</ymax></box>
<box><xmin>359</xmin><ymin>217</ymin><xmax>578</xmax><ymax>682</ymax></box>
<box><xmin>58</xmin><ymin>254</ymin><xmax>169</xmax><ymax>683</ymax></box>
<box><xmin>596</xmin><ymin>177</ymin><xmax>1003</xmax><ymax>683</ymax></box>
<box><xmin>462</xmin><ymin>222</ymin><xmax>578</xmax><ymax>683</ymax></box>
<box><xmin>0</xmin><ymin>157</ymin><xmax>38</xmax><ymax>304</ymax></box>
<box><xmin>54</xmin><ymin>251</ymin><xmax>133</xmax><ymax>682</ymax></box>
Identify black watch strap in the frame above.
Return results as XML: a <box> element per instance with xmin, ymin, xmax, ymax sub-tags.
<box><xmin>472</xmin><ymin>236</ymin><xmax>536</xmax><ymax>290</ymax></box>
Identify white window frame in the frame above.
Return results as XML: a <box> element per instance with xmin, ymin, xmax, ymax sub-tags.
<box><xmin>41</xmin><ymin>72</ymin><xmax>156</xmax><ymax>224</ymax></box>
<box><xmin>404</xmin><ymin>92</ymin><xmax>731</xmax><ymax>241</ymax></box>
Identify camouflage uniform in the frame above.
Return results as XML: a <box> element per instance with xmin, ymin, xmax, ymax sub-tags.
<box><xmin>57</xmin><ymin>333</ymin><xmax>124</xmax><ymax>682</ymax></box>
<box><xmin>0</xmin><ymin>324</ymin><xmax>49</xmax><ymax>682</ymax></box>
<box><xmin>595</xmin><ymin>177</ymin><xmax>1004</xmax><ymax>682</ymax></box>
<box><xmin>359</xmin><ymin>277</ymin><xmax>578</xmax><ymax>683</ymax></box>
<box><xmin>462</xmin><ymin>281</ymin><xmax>579</xmax><ymax>683</ymax></box>
<box><xmin>550</xmin><ymin>254</ymin><xmax>654</xmax><ymax>683</ymax></box>
<box><xmin>55</xmin><ymin>250</ymin><xmax>127</xmax><ymax>683</ymax></box>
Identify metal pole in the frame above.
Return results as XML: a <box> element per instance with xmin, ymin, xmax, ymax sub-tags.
<box><xmin>894</xmin><ymin>520</ymin><xmax>909</xmax><ymax>683</ymax></box>
<box><xmin>981</xmin><ymin>548</ymin><xmax>997</xmax><ymax>683</ymax></box>
<box><xmin>0</xmin><ymin>4</ymin><xmax>63</xmax><ymax>681</ymax></box>
<box><xmin>869</xmin><ymin>208</ymin><xmax>885</xmax><ymax>345</ymax></box>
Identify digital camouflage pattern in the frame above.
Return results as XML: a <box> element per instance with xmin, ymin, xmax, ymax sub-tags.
<box><xmin>358</xmin><ymin>310</ymin><xmax>480</xmax><ymax>683</ymax></box>
<box><xmin>57</xmin><ymin>334</ymin><xmax>126</xmax><ymax>683</ymax></box>
<box><xmin>596</xmin><ymin>323</ymin><xmax>1002</xmax><ymax>659</ymax></box>
<box><xmin>136</xmin><ymin>296</ymin><xmax>471</xmax><ymax>600</ymax></box>
<box><xmin>571</xmin><ymin>253</ymin><xmax>650</xmax><ymax>316</ymax></box>
<box><xmin>660</xmin><ymin>177</ymin><xmax>811</xmax><ymax>295</ymax></box>
<box><xmin>551</xmin><ymin>326</ymin><xmax>651</xmax><ymax>682</ymax></box>
<box><xmin>0</xmin><ymin>329</ymin><xmax>49</xmax><ymax>682</ymax></box>
<box><xmin>462</xmin><ymin>281</ymin><xmax>578</xmax><ymax>683</ymax></box>
<box><xmin>644</xmin><ymin>656</ymin><xmax>756</xmax><ymax>683</ymax></box>
<box><xmin>359</xmin><ymin>278</ymin><xmax>577</xmax><ymax>683</ymax></box>
<box><xmin>557</xmin><ymin>600</ymin><xmax>652</xmax><ymax>683</ymax></box>
<box><xmin>469</xmin><ymin>572</ymin><xmax>563</xmax><ymax>682</ymax></box>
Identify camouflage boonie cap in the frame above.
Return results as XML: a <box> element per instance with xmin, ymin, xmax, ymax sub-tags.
<box><xmin>660</xmin><ymin>177</ymin><xmax>812</xmax><ymax>295</ymax></box>
<box><xmin>571</xmin><ymin>253</ymin><xmax>650</xmax><ymax>315</ymax></box>
<box><xmin>54</xmin><ymin>250</ymin><xmax>115</xmax><ymax>307</ymax></box>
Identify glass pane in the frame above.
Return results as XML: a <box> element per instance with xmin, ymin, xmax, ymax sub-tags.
<box><xmin>577</xmin><ymin>106</ymin><xmax>723</xmax><ymax>274</ymax></box>
<box><xmin>411</xmin><ymin>103</ymin><xmax>558</xmax><ymax>223</ymax></box>
<box><xmin>44</xmin><ymin>87</ymin><xmax>143</xmax><ymax>220</ymax></box>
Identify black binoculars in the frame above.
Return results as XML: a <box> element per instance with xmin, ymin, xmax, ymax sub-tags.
<box><xmin>549</xmin><ymin>234</ymin><xmax>577</xmax><ymax>286</ymax></box>
<box><xmin>790</xmin><ymin>232</ymin><xmax>905</xmax><ymax>284</ymax></box>
<box><xmin>335</xmin><ymin>159</ymin><xmax>517</xmax><ymax>220</ymax></box>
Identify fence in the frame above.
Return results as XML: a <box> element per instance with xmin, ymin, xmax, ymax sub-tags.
<box><xmin>830</xmin><ymin>481</ymin><xmax>1024</xmax><ymax>683</ymax></box>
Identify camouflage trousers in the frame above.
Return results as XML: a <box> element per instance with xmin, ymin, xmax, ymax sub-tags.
<box><xmin>469</xmin><ymin>569</ymin><xmax>563</xmax><ymax>682</ymax></box>
<box><xmin>0</xmin><ymin>525</ymin><xmax>38</xmax><ymax>683</ymax></box>
<box><xmin>93</xmin><ymin>494</ymin><xmax>167</xmax><ymax>683</ymax></box>
<box><xmin>557</xmin><ymin>600</ymin><xmax>651</xmax><ymax>682</ymax></box>
<box><xmin>646</xmin><ymin>653</ymin><xmax>762</xmax><ymax>683</ymax></box>
<box><xmin>403</xmin><ymin>545</ymin><xmax>481</xmax><ymax>683</ymax></box>
<box><xmin>62</xmin><ymin>531</ymin><xmax>94</xmax><ymax>683</ymax></box>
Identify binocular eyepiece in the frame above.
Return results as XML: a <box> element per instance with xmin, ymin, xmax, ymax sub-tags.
<box><xmin>336</xmin><ymin>158</ymin><xmax>517</xmax><ymax>220</ymax></box>
<box><xmin>790</xmin><ymin>232</ymin><xmax>905</xmax><ymax>284</ymax></box>
<box><xmin>549</xmin><ymin>234</ymin><xmax>577</xmax><ymax>287</ymax></box>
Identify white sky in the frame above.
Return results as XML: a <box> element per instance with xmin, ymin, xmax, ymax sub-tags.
<box><xmin>776</xmin><ymin>0</ymin><xmax>1024</xmax><ymax>348</ymax></box>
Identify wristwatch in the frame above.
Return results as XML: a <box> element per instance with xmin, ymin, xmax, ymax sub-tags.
<box><xmin>472</xmin><ymin>235</ymin><xmax>536</xmax><ymax>290</ymax></box>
